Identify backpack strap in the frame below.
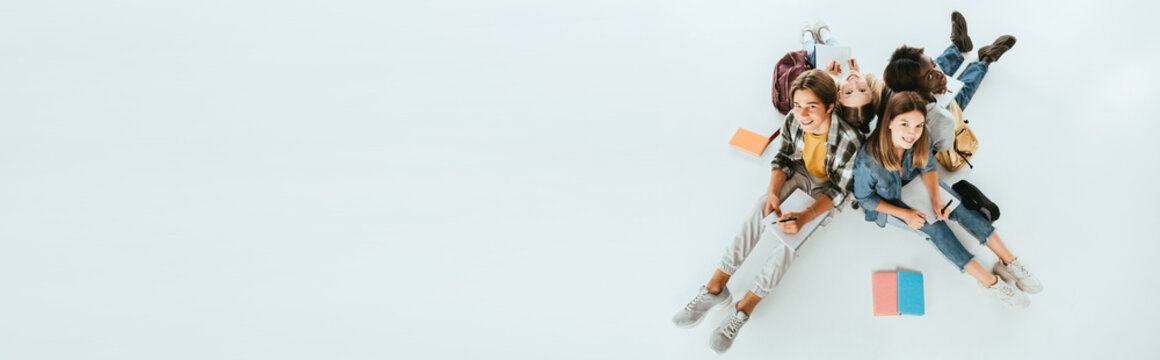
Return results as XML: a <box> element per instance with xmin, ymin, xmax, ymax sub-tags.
<box><xmin>957</xmin><ymin>150</ymin><xmax>974</xmax><ymax>169</ymax></box>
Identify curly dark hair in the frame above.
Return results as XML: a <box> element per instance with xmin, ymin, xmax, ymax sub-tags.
<box><xmin>882</xmin><ymin>45</ymin><xmax>935</xmax><ymax>102</ymax></box>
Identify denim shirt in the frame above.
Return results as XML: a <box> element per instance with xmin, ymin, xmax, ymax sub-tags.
<box><xmin>852</xmin><ymin>142</ymin><xmax>959</xmax><ymax>227</ymax></box>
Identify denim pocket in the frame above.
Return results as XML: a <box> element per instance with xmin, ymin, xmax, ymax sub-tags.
<box><xmin>876</xmin><ymin>178</ymin><xmax>896</xmax><ymax>198</ymax></box>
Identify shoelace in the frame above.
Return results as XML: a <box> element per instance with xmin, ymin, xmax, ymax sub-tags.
<box><xmin>684</xmin><ymin>291</ymin><xmax>708</xmax><ymax>312</ymax></box>
<box><xmin>993</xmin><ymin>282</ymin><xmax>1015</xmax><ymax>297</ymax></box>
<box><xmin>722</xmin><ymin>315</ymin><xmax>745</xmax><ymax>339</ymax></box>
<box><xmin>1011</xmin><ymin>263</ymin><xmax>1033</xmax><ymax>278</ymax></box>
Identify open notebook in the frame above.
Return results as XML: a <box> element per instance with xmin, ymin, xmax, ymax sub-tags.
<box><xmin>760</xmin><ymin>189</ymin><xmax>830</xmax><ymax>251</ymax></box>
<box><xmin>934</xmin><ymin>77</ymin><xmax>965</xmax><ymax>109</ymax></box>
<box><xmin>901</xmin><ymin>178</ymin><xmax>961</xmax><ymax>224</ymax></box>
<box><xmin>814</xmin><ymin>44</ymin><xmax>851</xmax><ymax>77</ymax></box>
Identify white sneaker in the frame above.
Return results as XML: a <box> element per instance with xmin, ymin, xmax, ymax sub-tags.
<box><xmin>980</xmin><ymin>276</ymin><xmax>1029</xmax><ymax>309</ymax></box>
<box><xmin>994</xmin><ymin>259</ymin><xmax>1042</xmax><ymax>294</ymax></box>
<box><xmin>811</xmin><ymin>19</ymin><xmax>832</xmax><ymax>43</ymax></box>
<box><xmin>672</xmin><ymin>286</ymin><xmax>732</xmax><ymax>328</ymax></box>
<box><xmin>709</xmin><ymin>305</ymin><xmax>749</xmax><ymax>354</ymax></box>
<box><xmin>799</xmin><ymin>22</ymin><xmax>819</xmax><ymax>45</ymax></box>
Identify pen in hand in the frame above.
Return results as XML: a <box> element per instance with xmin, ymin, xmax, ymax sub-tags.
<box><xmin>777</xmin><ymin>217</ymin><xmax>798</xmax><ymax>223</ymax></box>
<box><xmin>940</xmin><ymin>199</ymin><xmax>953</xmax><ymax>214</ymax></box>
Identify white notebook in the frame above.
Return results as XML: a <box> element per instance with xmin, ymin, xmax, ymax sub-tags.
<box><xmin>814</xmin><ymin>44</ymin><xmax>852</xmax><ymax>77</ymax></box>
<box><xmin>901</xmin><ymin>178</ymin><xmax>961</xmax><ymax>224</ymax></box>
<box><xmin>761</xmin><ymin>189</ymin><xmax>830</xmax><ymax>251</ymax></box>
<box><xmin>934</xmin><ymin>77</ymin><xmax>965</xmax><ymax>109</ymax></box>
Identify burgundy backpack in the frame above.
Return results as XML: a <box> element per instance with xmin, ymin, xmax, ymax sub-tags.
<box><xmin>771</xmin><ymin>50</ymin><xmax>813</xmax><ymax>115</ymax></box>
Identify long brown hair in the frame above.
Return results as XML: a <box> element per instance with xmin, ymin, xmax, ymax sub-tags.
<box><xmin>789</xmin><ymin>69</ymin><xmax>838</xmax><ymax>114</ymax></box>
<box><xmin>866</xmin><ymin>91</ymin><xmax>930</xmax><ymax>171</ymax></box>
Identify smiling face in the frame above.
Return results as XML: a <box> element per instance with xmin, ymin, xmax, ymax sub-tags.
<box><xmin>917</xmin><ymin>55</ymin><xmax>947</xmax><ymax>94</ymax></box>
<box><xmin>888</xmin><ymin>110</ymin><xmax>926</xmax><ymax>151</ymax></box>
<box><xmin>839</xmin><ymin>74</ymin><xmax>871</xmax><ymax>107</ymax></box>
<box><xmin>870</xmin><ymin>90</ymin><xmax>930</xmax><ymax>171</ymax></box>
<box><xmin>792</xmin><ymin>89</ymin><xmax>833</xmax><ymax>135</ymax></box>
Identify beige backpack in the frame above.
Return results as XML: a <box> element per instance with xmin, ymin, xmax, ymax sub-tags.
<box><xmin>935</xmin><ymin>101</ymin><xmax>978</xmax><ymax>171</ymax></box>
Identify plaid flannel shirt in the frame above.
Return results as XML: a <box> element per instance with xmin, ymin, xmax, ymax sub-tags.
<box><xmin>770</xmin><ymin>112</ymin><xmax>865</xmax><ymax>208</ymax></box>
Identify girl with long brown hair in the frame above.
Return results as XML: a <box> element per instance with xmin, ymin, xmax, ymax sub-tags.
<box><xmin>852</xmin><ymin>91</ymin><xmax>1042</xmax><ymax>309</ymax></box>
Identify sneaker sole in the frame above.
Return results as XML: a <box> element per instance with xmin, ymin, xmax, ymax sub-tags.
<box><xmin>979</xmin><ymin>36</ymin><xmax>1016</xmax><ymax>62</ymax></box>
<box><xmin>1006</xmin><ymin>296</ymin><xmax>1030</xmax><ymax>309</ymax></box>
<box><xmin>994</xmin><ymin>264</ymin><xmax>1042</xmax><ymax>294</ymax></box>
<box><xmin>951</xmin><ymin>12</ymin><xmax>972</xmax><ymax>52</ymax></box>
<box><xmin>675</xmin><ymin>292</ymin><xmax>734</xmax><ymax>329</ymax></box>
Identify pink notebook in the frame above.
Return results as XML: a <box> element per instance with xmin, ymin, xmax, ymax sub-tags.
<box><xmin>872</xmin><ymin>272</ymin><xmax>900</xmax><ymax>316</ymax></box>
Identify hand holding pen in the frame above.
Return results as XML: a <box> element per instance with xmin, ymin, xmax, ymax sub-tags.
<box><xmin>935</xmin><ymin>198</ymin><xmax>954</xmax><ymax>220</ymax></box>
<box><xmin>777</xmin><ymin>212</ymin><xmax>803</xmax><ymax>235</ymax></box>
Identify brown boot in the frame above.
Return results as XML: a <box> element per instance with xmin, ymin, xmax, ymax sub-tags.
<box><xmin>978</xmin><ymin>35</ymin><xmax>1017</xmax><ymax>63</ymax></box>
<box><xmin>951</xmin><ymin>11</ymin><xmax>973</xmax><ymax>53</ymax></box>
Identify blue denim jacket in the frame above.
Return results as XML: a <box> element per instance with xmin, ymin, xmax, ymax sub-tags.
<box><xmin>852</xmin><ymin>143</ymin><xmax>960</xmax><ymax>227</ymax></box>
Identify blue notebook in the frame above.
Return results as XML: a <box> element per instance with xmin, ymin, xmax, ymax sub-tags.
<box><xmin>897</xmin><ymin>272</ymin><xmax>925</xmax><ymax>316</ymax></box>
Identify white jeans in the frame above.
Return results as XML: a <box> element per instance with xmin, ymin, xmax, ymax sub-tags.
<box><xmin>716</xmin><ymin>170</ymin><xmax>833</xmax><ymax>298</ymax></box>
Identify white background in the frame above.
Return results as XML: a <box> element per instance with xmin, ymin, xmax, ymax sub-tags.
<box><xmin>2</xmin><ymin>0</ymin><xmax>1159</xmax><ymax>359</ymax></box>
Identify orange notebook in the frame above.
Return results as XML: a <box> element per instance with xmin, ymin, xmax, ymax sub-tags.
<box><xmin>872</xmin><ymin>272</ymin><xmax>900</xmax><ymax>316</ymax></box>
<box><xmin>728</xmin><ymin>128</ymin><xmax>772</xmax><ymax>157</ymax></box>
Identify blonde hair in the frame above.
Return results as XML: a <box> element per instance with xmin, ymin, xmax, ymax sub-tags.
<box><xmin>837</xmin><ymin>73</ymin><xmax>884</xmax><ymax>134</ymax></box>
<box><xmin>866</xmin><ymin>91</ymin><xmax>930</xmax><ymax>171</ymax></box>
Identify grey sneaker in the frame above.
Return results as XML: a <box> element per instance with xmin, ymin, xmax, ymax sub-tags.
<box><xmin>811</xmin><ymin>19</ymin><xmax>831</xmax><ymax>42</ymax></box>
<box><xmin>994</xmin><ymin>259</ymin><xmax>1042</xmax><ymax>294</ymax></box>
<box><xmin>672</xmin><ymin>286</ymin><xmax>732</xmax><ymax>328</ymax></box>
<box><xmin>980</xmin><ymin>276</ymin><xmax>1029</xmax><ymax>309</ymax></box>
<box><xmin>799</xmin><ymin>22</ymin><xmax>819</xmax><ymax>45</ymax></box>
<box><xmin>709</xmin><ymin>306</ymin><xmax>749</xmax><ymax>354</ymax></box>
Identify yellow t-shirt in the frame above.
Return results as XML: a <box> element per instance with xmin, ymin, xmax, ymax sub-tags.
<box><xmin>803</xmin><ymin>130</ymin><xmax>830</xmax><ymax>181</ymax></box>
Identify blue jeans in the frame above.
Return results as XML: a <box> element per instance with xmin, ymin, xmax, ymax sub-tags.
<box><xmin>885</xmin><ymin>204</ymin><xmax>996</xmax><ymax>272</ymax></box>
<box><xmin>935</xmin><ymin>44</ymin><xmax>989</xmax><ymax>110</ymax></box>
<box><xmin>803</xmin><ymin>37</ymin><xmax>838</xmax><ymax>68</ymax></box>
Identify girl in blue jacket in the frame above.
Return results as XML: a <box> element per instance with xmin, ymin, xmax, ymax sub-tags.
<box><xmin>852</xmin><ymin>91</ymin><xmax>1042</xmax><ymax>308</ymax></box>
